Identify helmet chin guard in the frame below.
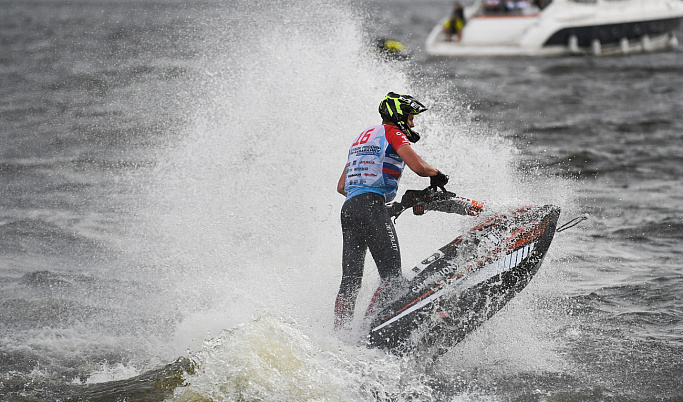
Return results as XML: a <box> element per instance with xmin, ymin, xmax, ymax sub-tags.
<box><xmin>378</xmin><ymin>92</ymin><xmax>428</xmax><ymax>143</ymax></box>
<box><xmin>397</xmin><ymin>121</ymin><xmax>421</xmax><ymax>143</ymax></box>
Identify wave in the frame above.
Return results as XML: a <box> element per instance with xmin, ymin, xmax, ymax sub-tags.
<box><xmin>612</xmin><ymin>218</ymin><xmax>683</xmax><ymax>241</ymax></box>
<box><xmin>0</xmin><ymin>218</ymin><xmax>104</xmax><ymax>257</ymax></box>
<box><xmin>59</xmin><ymin>315</ymin><xmax>434</xmax><ymax>402</ymax></box>
<box><xmin>168</xmin><ymin>315</ymin><xmax>422</xmax><ymax>401</ymax></box>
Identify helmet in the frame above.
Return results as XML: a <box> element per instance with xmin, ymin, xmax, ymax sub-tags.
<box><xmin>378</xmin><ymin>92</ymin><xmax>428</xmax><ymax>143</ymax></box>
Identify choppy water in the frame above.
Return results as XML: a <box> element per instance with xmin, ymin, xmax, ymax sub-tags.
<box><xmin>1</xmin><ymin>0</ymin><xmax>682</xmax><ymax>400</ymax></box>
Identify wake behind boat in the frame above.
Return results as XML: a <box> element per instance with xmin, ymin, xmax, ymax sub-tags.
<box><xmin>425</xmin><ymin>0</ymin><xmax>683</xmax><ymax>57</ymax></box>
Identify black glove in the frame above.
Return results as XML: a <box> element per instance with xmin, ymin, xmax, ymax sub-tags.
<box><xmin>430</xmin><ymin>170</ymin><xmax>449</xmax><ymax>189</ymax></box>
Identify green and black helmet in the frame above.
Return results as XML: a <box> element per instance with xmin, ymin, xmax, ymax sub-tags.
<box><xmin>378</xmin><ymin>92</ymin><xmax>428</xmax><ymax>143</ymax></box>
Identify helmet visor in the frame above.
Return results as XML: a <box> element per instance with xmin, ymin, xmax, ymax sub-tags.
<box><xmin>405</xmin><ymin>97</ymin><xmax>427</xmax><ymax>115</ymax></box>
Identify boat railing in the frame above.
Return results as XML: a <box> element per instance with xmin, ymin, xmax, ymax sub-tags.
<box><xmin>478</xmin><ymin>0</ymin><xmax>548</xmax><ymax>16</ymax></box>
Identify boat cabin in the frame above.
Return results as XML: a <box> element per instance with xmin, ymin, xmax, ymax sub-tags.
<box><xmin>481</xmin><ymin>0</ymin><xmax>552</xmax><ymax>15</ymax></box>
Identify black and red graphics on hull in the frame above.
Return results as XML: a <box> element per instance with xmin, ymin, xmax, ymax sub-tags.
<box><xmin>367</xmin><ymin>204</ymin><xmax>561</xmax><ymax>355</ymax></box>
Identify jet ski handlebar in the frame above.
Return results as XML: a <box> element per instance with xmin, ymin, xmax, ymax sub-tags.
<box><xmin>387</xmin><ymin>186</ymin><xmax>484</xmax><ymax>220</ymax></box>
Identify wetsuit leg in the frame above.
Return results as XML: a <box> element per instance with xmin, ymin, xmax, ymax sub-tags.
<box><xmin>361</xmin><ymin>194</ymin><xmax>403</xmax><ymax>318</ymax></box>
<box><xmin>336</xmin><ymin>195</ymin><xmax>368</xmax><ymax>329</ymax></box>
<box><xmin>362</xmin><ymin>195</ymin><xmax>402</xmax><ymax>281</ymax></box>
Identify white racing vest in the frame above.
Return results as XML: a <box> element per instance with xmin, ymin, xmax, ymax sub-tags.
<box><xmin>344</xmin><ymin>124</ymin><xmax>410</xmax><ymax>203</ymax></box>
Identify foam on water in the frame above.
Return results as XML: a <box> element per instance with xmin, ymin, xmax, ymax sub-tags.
<box><xmin>75</xmin><ymin>362</ymin><xmax>142</xmax><ymax>385</ymax></box>
<box><xmin>169</xmin><ymin>315</ymin><xmax>435</xmax><ymax>401</ymax></box>
<box><xmin>117</xmin><ymin>0</ymin><xmax>575</xmax><ymax>398</ymax></box>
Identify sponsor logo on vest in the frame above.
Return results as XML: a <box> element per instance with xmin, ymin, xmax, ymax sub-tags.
<box><xmin>351</xmin><ymin>145</ymin><xmax>381</xmax><ymax>155</ymax></box>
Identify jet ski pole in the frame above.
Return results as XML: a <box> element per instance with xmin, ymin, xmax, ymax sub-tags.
<box><xmin>556</xmin><ymin>214</ymin><xmax>589</xmax><ymax>232</ymax></box>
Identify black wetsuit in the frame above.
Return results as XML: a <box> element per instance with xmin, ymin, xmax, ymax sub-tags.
<box><xmin>340</xmin><ymin>193</ymin><xmax>402</xmax><ymax>295</ymax></box>
<box><xmin>334</xmin><ymin>192</ymin><xmax>403</xmax><ymax>329</ymax></box>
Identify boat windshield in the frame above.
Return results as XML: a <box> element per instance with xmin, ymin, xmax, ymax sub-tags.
<box><xmin>480</xmin><ymin>0</ymin><xmax>551</xmax><ymax>15</ymax></box>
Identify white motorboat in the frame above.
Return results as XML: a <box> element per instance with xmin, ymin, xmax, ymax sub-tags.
<box><xmin>425</xmin><ymin>0</ymin><xmax>683</xmax><ymax>57</ymax></box>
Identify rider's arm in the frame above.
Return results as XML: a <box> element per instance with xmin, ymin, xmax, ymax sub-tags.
<box><xmin>337</xmin><ymin>168</ymin><xmax>347</xmax><ymax>196</ymax></box>
<box><xmin>397</xmin><ymin>145</ymin><xmax>439</xmax><ymax>177</ymax></box>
